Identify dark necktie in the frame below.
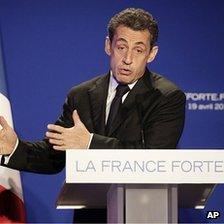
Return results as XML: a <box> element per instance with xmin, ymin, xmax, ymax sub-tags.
<box><xmin>105</xmin><ymin>84</ymin><xmax>130</xmax><ymax>135</ymax></box>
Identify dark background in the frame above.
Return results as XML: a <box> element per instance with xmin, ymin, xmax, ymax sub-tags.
<box><xmin>0</xmin><ymin>0</ymin><xmax>224</xmax><ymax>222</ymax></box>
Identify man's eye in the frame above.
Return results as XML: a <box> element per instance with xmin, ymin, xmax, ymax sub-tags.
<box><xmin>136</xmin><ymin>49</ymin><xmax>143</xmax><ymax>54</ymax></box>
<box><xmin>117</xmin><ymin>46</ymin><xmax>125</xmax><ymax>50</ymax></box>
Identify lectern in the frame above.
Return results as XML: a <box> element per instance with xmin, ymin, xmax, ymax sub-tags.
<box><xmin>57</xmin><ymin>183</ymin><xmax>214</xmax><ymax>223</ymax></box>
<box><xmin>56</xmin><ymin>149</ymin><xmax>222</xmax><ymax>223</ymax></box>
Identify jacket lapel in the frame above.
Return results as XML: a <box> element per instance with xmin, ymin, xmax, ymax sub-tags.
<box><xmin>88</xmin><ymin>73</ymin><xmax>110</xmax><ymax>135</ymax></box>
<box><xmin>108</xmin><ymin>68</ymin><xmax>162</xmax><ymax>136</ymax></box>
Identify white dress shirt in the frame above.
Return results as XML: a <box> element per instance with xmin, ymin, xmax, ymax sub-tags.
<box><xmin>105</xmin><ymin>72</ymin><xmax>137</xmax><ymax>123</ymax></box>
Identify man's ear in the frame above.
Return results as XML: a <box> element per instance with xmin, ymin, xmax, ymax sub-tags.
<box><xmin>147</xmin><ymin>46</ymin><xmax>159</xmax><ymax>63</ymax></box>
<box><xmin>105</xmin><ymin>36</ymin><xmax>111</xmax><ymax>56</ymax></box>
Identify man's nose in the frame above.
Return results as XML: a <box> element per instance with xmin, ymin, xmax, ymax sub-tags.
<box><xmin>122</xmin><ymin>50</ymin><xmax>133</xmax><ymax>65</ymax></box>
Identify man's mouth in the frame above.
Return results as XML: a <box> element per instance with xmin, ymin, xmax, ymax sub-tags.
<box><xmin>119</xmin><ymin>68</ymin><xmax>132</xmax><ymax>75</ymax></box>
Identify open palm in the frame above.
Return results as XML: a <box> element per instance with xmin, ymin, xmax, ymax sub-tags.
<box><xmin>0</xmin><ymin>116</ymin><xmax>17</xmax><ymax>155</ymax></box>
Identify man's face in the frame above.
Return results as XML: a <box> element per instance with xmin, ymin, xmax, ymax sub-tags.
<box><xmin>105</xmin><ymin>25</ymin><xmax>158</xmax><ymax>84</ymax></box>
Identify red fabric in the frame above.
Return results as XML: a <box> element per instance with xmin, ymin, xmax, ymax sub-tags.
<box><xmin>0</xmin><ymin>215</ymin><xmax>14</xmax><ymax>223</ymax></box>
<box><xmin>0</xmin><ymin>185</ymin><xmax>25</xmax><ymax>223</ymax></box>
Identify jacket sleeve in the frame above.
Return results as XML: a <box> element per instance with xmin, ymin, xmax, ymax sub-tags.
<box><xmin>4</xmin><ymin>140</ymin><xmax>65</xmax><ymax>174</ymax></box>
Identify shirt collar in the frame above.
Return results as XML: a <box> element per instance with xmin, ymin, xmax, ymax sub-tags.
<box><xmin>108</xmin><ymin>71</ymin><xmax>137</xmax><ymax>94</ymax></box>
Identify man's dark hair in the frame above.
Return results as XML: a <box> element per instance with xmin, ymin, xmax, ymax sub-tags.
<box><xmin>108</xmin><ymin>8</ymin><xmax>159</xmax><ymax>47</ymax></box>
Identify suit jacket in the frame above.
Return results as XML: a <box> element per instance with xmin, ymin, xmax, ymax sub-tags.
<box><xmin>3</xmin><ymin>68</ymin><xmax>186</xmax><ymax>174</ymax></box>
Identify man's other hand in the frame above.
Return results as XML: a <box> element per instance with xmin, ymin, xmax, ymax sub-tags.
<box><xmin>0</xmin><ymin>116</ymin><xmax>18</xmax><ymax>155</ymax></box>
<box><xmin>46</xmin><ymin>110</ymin><xmax>91</xmax><ymax>150</ymax></box>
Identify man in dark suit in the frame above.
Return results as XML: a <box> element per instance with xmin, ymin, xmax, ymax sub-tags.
<box><xmin>0</xmin><ymin>8</ymin><xmax>185</xmax><ymax>222</ymax></box>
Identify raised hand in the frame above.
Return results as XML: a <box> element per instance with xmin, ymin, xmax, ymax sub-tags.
<box><xmin>0</xmin><ymin>116</ymin><xmax>18</xmax><ymax>155</ymax></box>
<box><xmin>46</xmin><ymin>110</ymin><xmax>91</xmax><ymax>150</ymax></box>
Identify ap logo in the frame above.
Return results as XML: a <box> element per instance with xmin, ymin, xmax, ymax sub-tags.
<box><xmin>206</xmin><ymin>211</ymin><xmax>220</xmax><ymax>219</ymax></box>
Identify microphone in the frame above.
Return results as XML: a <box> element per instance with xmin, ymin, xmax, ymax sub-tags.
<box><xmin>135</xmin><ymin>96</ymin><xmax>146</xmax><ymax>149</ymax></box>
